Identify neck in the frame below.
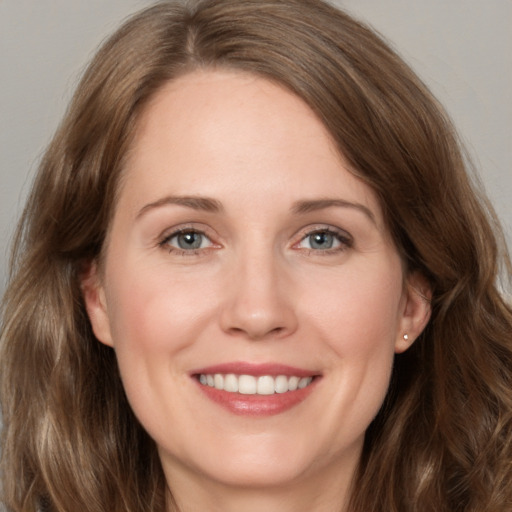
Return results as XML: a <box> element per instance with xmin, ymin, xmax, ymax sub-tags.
<box><xmin>164</xmin><ymin>457</ymin><xmax>356</xmax><ymax>512</ymax></box>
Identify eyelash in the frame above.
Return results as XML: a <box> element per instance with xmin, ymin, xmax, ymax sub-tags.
<box><xmin>159</xmin><ymin>227</ymin><xmax>216</xmax><ymax>256</ymax></box>
<box><xmin>293</xmin><ymin>226</ymin><xmax>353</xmax><ymax>255</ymax></box>
<box><xmin>158</xmin><ymin>225</ymin><xmax>353</xmax><ymax>256</ymax></box>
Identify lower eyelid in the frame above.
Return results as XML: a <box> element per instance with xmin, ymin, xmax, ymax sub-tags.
<box><xmin>157</xmin><ymin>226</ymin><xmax>225</xmax><ymax>256</ymax></box>
<box><xmin>296</xmin><ymin>228</ymin><xmax>352</xmax><ymax>249</ymax></box>
<box><xmin>157</xmin><ymin>225</ymin><xmax>352</xmax><ymax>254</ymax></box>
<box><xmin>159</xmin><ymin>229</ymin><xmax>197</xmax><ymax>244</ymax></box>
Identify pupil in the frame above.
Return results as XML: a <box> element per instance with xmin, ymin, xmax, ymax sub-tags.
<box><xmin>178</xmin><ymin>232</ymin><xmax>201</xmax><ymax>249</ymax></box>
<box><xmin>311</xmin><ymin>232</ymin><xmax>333</xmax><ymax>249</ymax></box>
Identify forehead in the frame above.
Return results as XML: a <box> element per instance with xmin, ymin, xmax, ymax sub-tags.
<box><xmin>120</xmin><ymin>69</ymin><xmax>383</xmax><ymax>224</ymax></box>
<box><xmin>132</xmin><ymin>69</ymin><xmax>340</xmax><ymax>164</ymax></box>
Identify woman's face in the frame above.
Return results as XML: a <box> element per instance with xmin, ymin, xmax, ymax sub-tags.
<box><xmin>84</xmin><ymin>70</ymin><xmax>429</xmax><ymax>498</ymax></box>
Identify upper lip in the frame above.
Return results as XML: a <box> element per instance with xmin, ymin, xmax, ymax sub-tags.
<box><xmin>191</xmin><ymin>361</ymin><xmax>319</xmax><ymax>378</ymax></box>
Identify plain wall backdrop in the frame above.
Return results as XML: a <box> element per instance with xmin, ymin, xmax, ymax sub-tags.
<box><xmin>1</xmin><ymin>0</ymin><xmax>511</xmax><ymax>295</ymax></box>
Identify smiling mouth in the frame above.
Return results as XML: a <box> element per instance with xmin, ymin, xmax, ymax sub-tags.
<box><xmin>197</xmin><ymin>373</ymin><xmax>315</xmax><ymax>395</ymax></box>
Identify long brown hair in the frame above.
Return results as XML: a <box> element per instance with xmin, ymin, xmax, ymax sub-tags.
<box><xmin>1</xmin><ymin>1</ymin><xmax>511</xmax><ymax>511</ymax></box>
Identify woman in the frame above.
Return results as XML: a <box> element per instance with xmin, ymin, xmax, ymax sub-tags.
<box><xmin>1</xmin><ymin>0</ymin><xmax>511</xmax><ymax>511</ymax></box>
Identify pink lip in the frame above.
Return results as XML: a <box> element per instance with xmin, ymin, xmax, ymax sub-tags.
<box><xmin>191</xmin><ymin>362</ymin><xmax>321</xmax><ymax>417</ymax></box>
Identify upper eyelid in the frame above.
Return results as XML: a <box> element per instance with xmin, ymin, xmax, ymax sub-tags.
<box><xmin>293</xmin><ymin>224</ymin><xmax>353</xmax><ymax>242</ymax></box>
<box><xmin>159</xmin><ymin>227</ymin><xmax>218</xmax><ymax>255</ymax></box>
<box><xmin>159</xmin><ymin>223</ymin><xmax>214</xmax><ymax>242</ymax></box>
<box><xmin>156</xmin><ymin>222</ymin><xmax>352</xmax><ymax>249</ymax></box>
<box><xmin>289</xmin><ymin>227</ymin><xmax>354</xmax><ymax>256</ymax></box>
<box><xmin>161</xmin><ymin>228</ymin><xmax>211</xmax><ymax>244</ymax></box>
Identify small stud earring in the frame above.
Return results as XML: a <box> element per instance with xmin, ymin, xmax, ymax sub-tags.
<box><xmin>403</xmin><ymin>334</ymin><xmax>409</xmax><ymax>341</ymax></box>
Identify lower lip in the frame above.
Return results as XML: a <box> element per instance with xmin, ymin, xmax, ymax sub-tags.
<box><xmin>194</xmin><ymin>377</ymin><xmax>319</xmax><ymax>416</ymax></box>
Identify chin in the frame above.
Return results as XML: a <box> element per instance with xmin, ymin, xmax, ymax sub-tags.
<box><xmin>200</xmin><ymin>458</ymin><xmax>311</xmax><ymax>489</ymax></box>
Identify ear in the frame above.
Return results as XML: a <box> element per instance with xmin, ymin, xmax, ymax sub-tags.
<box><xmin>80</xmin><ymin>261</ymin><xmax>114</xmax><ymax>347</ymax></box>
<box><xmin>395</xmin><ymin>271</ymin><xmax>432</xmax><ymax>353</ymax></box>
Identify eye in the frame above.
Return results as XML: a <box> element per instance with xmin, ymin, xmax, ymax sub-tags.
<box><xmin>161</xmin><ymin>229</ymin><xmax>213</xmax><ymax>253</ymax></box>
<box><xmin>301</xmin><ymin>231</ymin><xmax>338</xmax><ymax>250</ymax></box>
<box><xmin>296</xmin><ymin>228</ymin><xmax>352</xmax><ymax>252</ymax></box>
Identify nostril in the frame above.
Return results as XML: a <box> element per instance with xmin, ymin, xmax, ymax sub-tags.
<box><xmin>226</xmin><ymin>323</ymin><xmax>288</xmax><ymax>341</ymax></box>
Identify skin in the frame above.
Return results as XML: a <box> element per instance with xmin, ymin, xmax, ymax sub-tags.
<box><xmin>83</xmin><ymin>70</ymin><xmax>431</xmax><ymax>512</ymax></box>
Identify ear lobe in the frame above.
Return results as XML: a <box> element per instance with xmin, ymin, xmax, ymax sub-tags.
<box><xmin>80</xmin><ymin>261</ymin><xmax>114</xmax><ymax>347</ymax></box>
<box><xmin>395</xmin><ymin>272</ymin><xmax>432</xmax><ymax>353</ymax></box>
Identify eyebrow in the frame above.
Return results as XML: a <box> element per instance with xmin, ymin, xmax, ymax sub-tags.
<box><xmin>136</xmin><ymin>195</ymin><xmax>375</xmax><ymax>224</ymax></box>
<box><xmin>137</xmin><ymin>195</ymin><xmax>223</xmax><ymax>218</ymax></box>
<box><xmin>291</xmin><ymin>198</ymin><xmax>376</xmax><ymax>224</ymax></box>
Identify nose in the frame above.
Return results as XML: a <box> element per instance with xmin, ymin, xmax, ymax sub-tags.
<box><xmin>219</xmin><ymin>249</ymin><xmax>298</xmax><ymax>341</ymax></box>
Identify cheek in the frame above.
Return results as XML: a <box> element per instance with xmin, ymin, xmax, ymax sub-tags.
<box><xmin>301</xmin><ymin>257</ymin><xmax>404</xmax><ymax>351</ymax></box>
<box><xmin>102</xmin><ymin>262</ymin><xmax>220</xmax><ymax>432</ymax></box>
<box><xmin>313</xmin><ymin>277</ymin><xmax>401</xmax><ymax>439</ymax></box>
<box><xmin>102</xmin><ymin>262</ymin><xmax>224</xmax><ymax>427</ymax></box>
<box><xmin>106</xmin><ymin>259</ymin><xmax>218</xmax><ymax>353</ymax></box>
<box><xmin>299</xmin><ymin>257</ymin><xmax>403</xmax><ymax>418</ymax></box>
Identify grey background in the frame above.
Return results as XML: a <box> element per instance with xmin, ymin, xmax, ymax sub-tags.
<box><xmin>1</xmin><ymin>0</ymin><xmax>511</xmax><ymax>295</ymax></box>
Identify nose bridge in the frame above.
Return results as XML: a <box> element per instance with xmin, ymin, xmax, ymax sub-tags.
<box><xmin>220</xmin><ymin>237</ymin><xmax>297</xmax><ymax>340</ymax></box>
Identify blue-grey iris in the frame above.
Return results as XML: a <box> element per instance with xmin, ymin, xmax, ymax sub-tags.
<box><xmin>310</xmin><ymin>232</ymin><xmax>334</xmax><ymax>249</ymax></box>
<box><xmin>177</xmin><ymin>232</ymin><xmax>203</xmax><ymax>249</ymax></box>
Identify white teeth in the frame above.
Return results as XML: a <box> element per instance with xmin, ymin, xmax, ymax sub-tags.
<box><xmin>224</xmin><ymin>373</ymin><xmax>238</xmax><ymax>392</ymax></box>
<box><xmin>238</xmin><ymin>375</ymin><xmax>257</xmax><ymax>394</ymax></box>
<box><xmin>288</xmin><ymin>376</ymin><xmax>300</xmax><ymax>391</ymax></box>
<box><xmin>198</xmin><ymin>373</ymin><xmax>314</xmax><ymax>394</ymax></box>
<box><xmin>214</xmin><ymin>374</ymin><xmax>224</xmax><ymax>389</ymax></box>
<box><xmin>257</xmin><ymin>376</ymin><xmax>275</xmax><ymax>395</ymax></box>
<box><xmin>298</xmin><ymin>377</ymin><xmax>310</xmax><ymax>389</ymax></box>
<box><xmin>274</xmin><ymin>375</ymin><xmax>288</xmax><ymax>394</ymax></box>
